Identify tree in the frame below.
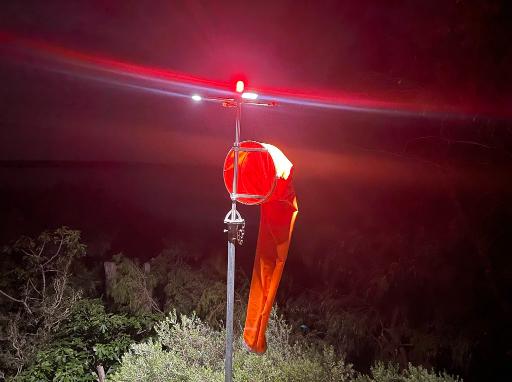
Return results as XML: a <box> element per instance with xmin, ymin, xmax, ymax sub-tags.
<box><xmin>0</xmin><ymin>227</ymin><xmax>85</xmax><ymax>376</ymax></box>
<box><xmin>11</xmin><ymin>299</ymin><xmax>158</xmax><ymax>382</ymax></box>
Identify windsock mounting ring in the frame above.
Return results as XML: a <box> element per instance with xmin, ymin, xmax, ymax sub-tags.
<box><xmin>223</xmin><ymin>141</ymin><xmax>278</xmax><ymax>205</ymax></box>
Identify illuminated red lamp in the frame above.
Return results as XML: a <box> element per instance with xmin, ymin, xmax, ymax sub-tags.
<box><xmin>236</xmin><ymin>80</ymin><xmax>245</xmax><ymax>93</ymax></box>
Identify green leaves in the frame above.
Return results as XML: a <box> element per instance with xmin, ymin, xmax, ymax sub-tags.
<box><xmin>354</xmin><ymin>362</ymin><xmax>462</xmax><ymax>382</ymax></box>
<box><xmin>9</xmin><ymin>299</ymin><xmax>159</xmax><ymax>381</ymax></box>
<box><xmin>1</xmin><ymin>230</ymin><xmax>466</xmax><ymax>381</ymax></box>
<box><xmin>0</xmin><ymin>227</ymin><xmax>87</xmax><ymax>376</ymax></box>
<box><xmin>14</xmin><ymin>338</ymin><xmax>95</xmax><ymax>382</ymax></box>
<box><xmin>112</xmin><ymin>310</ymin><xmax>461</xmax><ymax>382</ymax></box>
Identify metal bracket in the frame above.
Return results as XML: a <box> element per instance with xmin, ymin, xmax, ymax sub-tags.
<box><xmin>224</xmin><ymin>208</ymin><xmax>245</xmax><ymax>245</ymax></box>
<box><xmin>224</xmin><ymin>221</ymin><xmax>245</xmax><ymax>245</ymax></box>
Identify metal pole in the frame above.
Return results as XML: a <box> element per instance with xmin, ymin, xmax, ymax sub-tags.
<box><xmin>232</xmin><ymin>102</ymin><xmax>241</xmax><ymax>203</ymax></box>
<box><xmin>225</xmin><ymin>101</ymin><xmax>242</xmax><ymax>382</ymax></box>
<box><xmin>225</xmin><ymin>236</ymin><xmax>235</xmax><ymax>382</ymax></box>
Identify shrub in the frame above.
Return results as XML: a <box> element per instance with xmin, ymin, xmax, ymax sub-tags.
<box><xmin>111</xmin><ymin>310</ymin><xmax>223</xmax><ymax>382</ymax></box>
<box><xmin>10</xmin><ymin>299</ymin><xmax>159</xmax><ymax>381</ymax></box>
<box><xmin>354</xmin><ymin>362</ymin><xmax>462</xmax><ymax>382</ymax></box>
<box><xmin>112</xmin><ymin>309</ymin><xmax>356</xmax><ymax>382</ymax></box>
<box><xmin>112</xmin><ymin>310</ymin><xmax>461</xmax><ymax>382</ymax></box>
<box><xmin>0</xmin><ymin>227</ymin><xmax>85</xmax><ymax>375</ymax></box>
<box><xmin>151</xmin><ymin>248</ymin><xmax>247</xmax><ymax>328</ymax></box>
<box><xmin>108</xmin><ymin>254</ymin><xmax>160</xmax><ymax>315</ymax></box>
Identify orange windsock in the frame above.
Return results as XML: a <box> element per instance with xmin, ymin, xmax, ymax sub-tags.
<box><xmin>223</xmin><ymin>141</ymin><xmax>298</xmax><ymax>354</ymax></box>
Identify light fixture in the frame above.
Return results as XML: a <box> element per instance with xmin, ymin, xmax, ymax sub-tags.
<box><xmin>236</xmin><ymin>80</ymin><xmax>245</xmax><ymax>93</ymax></box>
<box><xmin>241</xmin><ymin>92</ymin><xmax>258</xmax><ymax>100</ymax></box>
<box><xmin>191</xmin><ymin>94</ymin><xmax>202</xmax><ymax>101</ymax></box>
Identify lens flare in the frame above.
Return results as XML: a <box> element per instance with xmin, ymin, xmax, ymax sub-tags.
<box><xmin>0</xmin><ymin>31</ymin><xmax>495</xmax><ymax>120</ymax></box>
<box><xmin>241</xmin><ymin>92</ymin><xmax>258</xmax><ymax>100</ymax></box>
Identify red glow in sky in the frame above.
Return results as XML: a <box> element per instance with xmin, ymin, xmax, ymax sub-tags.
<box><xmin>1</xmin><ymin>31</ymin><xmax>504</xmax><ymax>119</ymax></box>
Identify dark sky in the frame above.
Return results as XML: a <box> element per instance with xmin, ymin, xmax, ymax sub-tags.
<box><xmin>2</xmin><ymin>1</ymin><xmax>511</xmax><ymax>98</ymax></box>
<box><xmin>1</xmin><ymin>2</ymin><xmax>511</xmax><ymax>108</ymax></box>
<box><xmin>0</xmin><ymin>1</ymin><xmax>510</xmax><ymax>178</ymax></box>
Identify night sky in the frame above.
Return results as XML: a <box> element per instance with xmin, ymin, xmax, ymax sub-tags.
<box><xmin>1</xmin><ymin>2</ymin><xmax>512</xmax><ymax>379</ymax></box>
<box><xmin>1</xmin><ymin>1</ymin><xmax>511</xmax><ymax>159</ymax></box>
<box><xmin>1</xmin><ymin>1</ymin><xmax>510</xmax><ymax>238</ymax></box>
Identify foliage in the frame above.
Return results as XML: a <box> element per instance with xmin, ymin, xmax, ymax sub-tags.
<box><xmin>112</xmin><ymin>309</ymin><xmax>353</xmax><ymax>382</ymax></box>
<box><xmin>0</xmin><ymin>229</ymin><xmax>471</xmax><ymax>381</ymax></box>
<box><xmin>107</xmin><ymin>254</ymin><xmax>160</xmax><ymax>315</ymax></box>
<box><xmin>354</xmin><ymin>362</ymin><xmax>461</xmax><ymax>382</ymax></box>
<box><xmin>10</xmin><ymin>299</ymin><xmax>159</xmax><ymax>382</ymax></box>
<box><xmin>233</xmin><ymin>311</ymin><xmax>356</xmax><ymax>382</ymax></box>
<box><xmin>107</xmin><ymin>249</ymin><xmax>240</xmax><ymax>325</ymax></box>
<box><xmin>150</xmin><ymin>248</ymin><xmax>247</xmax><ymax>328</ymax></box>
<box><xmin>112</xmin><ymin>310</ymin><xmax>460</xmax><ymax>382</ymax></box>
<box><xmin>0</xmin><ymin>227</ymin><xmax>85</xmax><ymax>375</ymax></box>
<box><xmin>279</xmin><ymin>230</ymin><xmax>476</xmax><ymax>374</ymax></box>
<box><xmin>155</xmin><ymin>310</ymin><xmax>225</xmax><ymax>369</ymax></box>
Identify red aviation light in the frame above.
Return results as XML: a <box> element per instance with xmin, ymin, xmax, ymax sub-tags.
<box><xmin>236</xmin><ymin>80</ymin><xmax>245</xmax><ymax>93</ymax></box>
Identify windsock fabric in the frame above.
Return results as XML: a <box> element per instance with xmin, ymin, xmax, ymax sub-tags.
<box><xmin>243</xmin><ymin>166</ymin><xmax>298</xmax><ymax>354</ymax></box>
<box><xmin>223</xmin><ymin>141</ymin><xmax>298</xmax><ymax>354</ymax></box>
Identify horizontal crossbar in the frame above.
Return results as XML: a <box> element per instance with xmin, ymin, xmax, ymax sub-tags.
<box><xmin>232</xmin><ymin>193</ymin><xmax>266</xmax><ymax>199</ymax></box>
<box><xmin>233</xmin><ymin>147</ymin><xmax>268</xmax><ymax>152</ymax></box>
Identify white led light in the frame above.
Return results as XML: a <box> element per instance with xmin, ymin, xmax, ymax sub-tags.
<box><xmin>191</xmin><ymin>94</ymin><xmax>202</xmax><ymax>101</ymax></box>
<box><xmin>236</xmin><ymin>80</ymin><xmax>245</xmax><ymax>93</ymax></box>
<box><xmin>241</xmin><ymin>92</ymin><xmax>258</xmax><ymax>100</ymax></box>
